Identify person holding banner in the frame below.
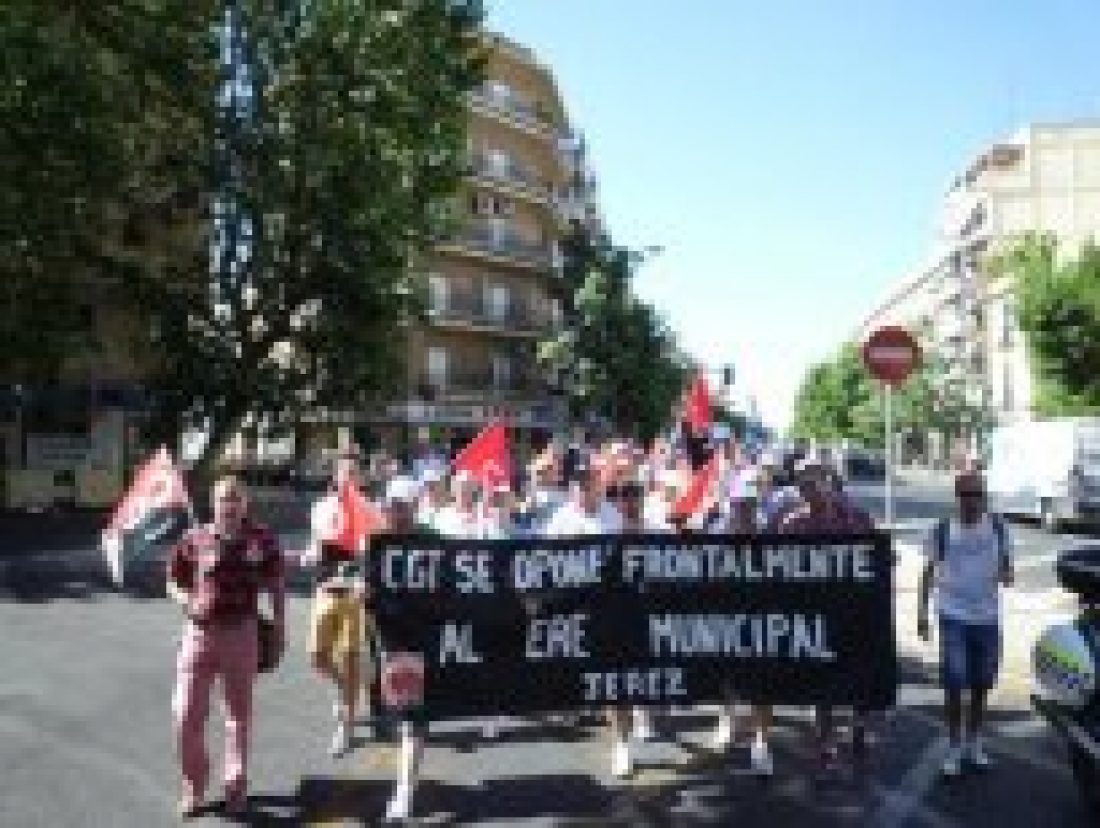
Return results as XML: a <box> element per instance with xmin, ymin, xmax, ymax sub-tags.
<box><xmin>771</xmin><ymin>459</ymin><xmax>875</xmax><ymax>773</ymax></box>
<box><xmin>378</xmin><ymin>475</ymin><xmax>435</xmax><ymax>822</ymax></box>
<box><xmin>606</xmin><ymin>476</ymin><xmax>667</xmax><ymax>777</ymax></box>
<box><xmin>305</xmin><ymin>454</ymin><xmax>381</xmax><ymax>758</ymax></box>
<box><xmin>166</xmin><ymin>476</ymin><xmax>285</xmax><ymax>819</ymax></box>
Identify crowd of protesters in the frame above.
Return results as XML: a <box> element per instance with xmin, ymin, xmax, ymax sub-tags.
<box><xmin>163</xmin><ymin>423</ymin><xmax>1012</xmax><ymax>822</ymax></box>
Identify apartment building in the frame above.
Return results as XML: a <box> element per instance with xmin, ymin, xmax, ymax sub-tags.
<box><xmin>860</xmin><ymin>121</ymin><xmax>1100</xmax><ymax>461</ymax></box>
<box><xmin>367</xmin><ymin>32</ymin><xmax>595</xmax><ymax>456</ymax></box>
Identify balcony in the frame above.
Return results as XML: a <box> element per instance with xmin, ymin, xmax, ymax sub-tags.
<box><xmin>469</xmin><ymin>153</ymin><xmax>553</xmax><ymax>203</ymax></box>
<box><xmin>439</xmin><ymin>224</ymin><xmax>558</xmax><ymax>273</ymax></box>
<box><xmin>378</xmin><ymin>397</ymin><xmax>567</xmax><ymax>430</ymax></box>
<box><xmin>428</xmin><ymin>293</ymin><xmax>553</xmax><ymax>336</ymax></box>
<box><xmin>468</xmin><ymin>88</ymin><xmax>556</xmax><ymax>138</ymax></box>
<box><xmin>413</xmin><ymin>370</ymin><xmax>545</xmax><ymax>401</ymax></box>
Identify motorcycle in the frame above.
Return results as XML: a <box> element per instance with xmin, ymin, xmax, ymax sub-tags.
<box><xmin>1031</xmin><ymin>546</ymin><xmax>1100</xmax><ymax>819</ymax></box>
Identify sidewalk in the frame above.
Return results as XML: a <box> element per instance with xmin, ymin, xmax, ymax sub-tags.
<box><xmin>892</xmin><ymin>540</ymin><xmax>1079</xmax><ymax>697</ymax></box>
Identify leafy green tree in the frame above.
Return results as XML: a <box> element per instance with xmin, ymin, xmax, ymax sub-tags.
<box><xmin>139</xmin><ymin>0</ymin><xmax>485</xmax><ymax>471</ymax></box>
<box><xmin>790</xmin><ymin>344</ymin><xmax>987</xmax><ymax>450</ymax></box>
<box><xmin>540</xmin><ymin>227</ymin><xmax>688</xmax><ymax>440</ymax></box>
<box><xmin>3</xmin><ymin>2</ymin><xmax>485</xmax><ymax>478</ymax></box>
<box><xmin>993</xmin><ymin>233</ymin><xmax>1100</xmax><ymax>413</ymax></box>
<box><xmin>0</xmin><ymin>1</ymin><xmax>220</xmax><ymax>381</ymax></box>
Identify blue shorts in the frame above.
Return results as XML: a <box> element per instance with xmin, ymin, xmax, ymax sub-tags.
<box><xmin>939</xmin><ymin>618</ymin><xmax>1001</xmax><ymax>692</ymax></box>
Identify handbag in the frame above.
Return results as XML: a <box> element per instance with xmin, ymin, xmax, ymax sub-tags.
<box><xmin>257</xmin><ymin>614</ymin><xmax>282</xmax><ymax>674</ymax></box>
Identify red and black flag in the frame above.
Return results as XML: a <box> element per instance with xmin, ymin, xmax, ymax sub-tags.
<box><xmin>101</xmin><ymin>447</ymin><xmax>191</xmax><ymax>588</ymax></box>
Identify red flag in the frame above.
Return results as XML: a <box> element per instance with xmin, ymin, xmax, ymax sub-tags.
<box><xmin>452</xmin><ymin>422</ymin><xmax>512</xmax><ymax>490</ymax></box>
<box><xmin>671</xmin><ymin>454</ymin><xmax>719</xmax><ymax>520</ymax></box>
<box><xmin>330</xmin><ymin>478</ymin><xmax>383</xmax><ymax>555</ymax></box>
<box><xmin>682</xmin><ymin>375</ymin><xmax>712</xmax><ymax>436</ymax></box>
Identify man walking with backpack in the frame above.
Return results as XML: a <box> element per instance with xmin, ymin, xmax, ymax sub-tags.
<box><xmin>917</xmin><ymin>471</ymin><xmax>1014</xmax><ymax>777</ymax></box>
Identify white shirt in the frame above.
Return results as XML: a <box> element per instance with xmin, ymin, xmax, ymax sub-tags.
<box><xmin>434</xmin><ymin>505</ymin><xmax>483</xmax><ymax>538</ymax></box>
<box><xmin>544</xmin><ymin>500</ymin><xmax>623</xmax><ymax>537</ymax></box>
<box><xmin>923</xmin><ymin>516</ymin><xmax>1010</xmax><ymax>625</ymax></box>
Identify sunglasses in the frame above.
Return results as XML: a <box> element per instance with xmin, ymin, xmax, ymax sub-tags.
<box><xmin>607</xmin><ymin>486</ymin><xmax>643</xmax><ymax>500</ymax></box>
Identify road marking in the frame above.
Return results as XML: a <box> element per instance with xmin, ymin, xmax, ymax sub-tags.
<box><xmin>866</xmin><ymin>735</ymin><xmax>955</xmax><ymax>828</ymax></box>
<box><xmin>899</xmin><ymin>706</ymin><xmax>1073</xmax><ymax>781</ymax></box>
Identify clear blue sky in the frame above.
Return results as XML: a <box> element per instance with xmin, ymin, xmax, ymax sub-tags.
<box><xmin>486</xmin><ymin>0</ymin><xmax>1097</xmax><ymax>428</ymax></box>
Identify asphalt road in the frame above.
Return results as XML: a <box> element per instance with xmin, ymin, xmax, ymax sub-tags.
<box><xmin>0</xmin><ymin>479</ymin><xmax>1096</xmax><ymax>827</ymax></box>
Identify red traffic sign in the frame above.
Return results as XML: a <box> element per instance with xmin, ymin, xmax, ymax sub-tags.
<box><xmin>862</xmin><ymin>326</ymin><xmax>921</xmax><ymax>385</ymax></box>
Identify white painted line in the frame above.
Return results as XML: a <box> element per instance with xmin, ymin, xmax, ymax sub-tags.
<box><xmin>867</xmin><ymin>735</ymin><xmax>956</xmax><ymax>828</ymax></box>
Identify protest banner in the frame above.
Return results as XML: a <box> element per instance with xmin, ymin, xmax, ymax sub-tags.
<box><xmin>367</xmin><ymin>532</ymin><xmax>896</xmax><ymax>719</ymax></box>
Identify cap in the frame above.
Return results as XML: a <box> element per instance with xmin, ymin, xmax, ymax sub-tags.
<box><xmin>385</xmin><ymin>476</ymin><xmax>421</xmax><ymax>504</ymax></box>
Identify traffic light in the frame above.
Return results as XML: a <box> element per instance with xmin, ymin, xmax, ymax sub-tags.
<box><xmin>722</xmin><ymin>366</ymin><xmax>735</xmax><ymax>387</ymax></box>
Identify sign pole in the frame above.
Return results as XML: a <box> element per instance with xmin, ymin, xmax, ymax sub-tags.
<box><xmin>862</xmin><ymin>326</ymin><xmax>921</xmax><ymax>535</ymax></box>
<box><xmin>884</xmin><ymin>383</ymin><xmax>894</xmax><ymax>531</ymax></box>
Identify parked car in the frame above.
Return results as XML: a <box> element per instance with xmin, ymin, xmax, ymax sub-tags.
<box><xmin>1032</xmin><ymin>546</ymin><xmax>1100</xmax><ymax>820</ymax></box>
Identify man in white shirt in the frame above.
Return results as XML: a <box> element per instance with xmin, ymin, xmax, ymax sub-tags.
<box><xmin>544</xmin><ymin>462</ymin><xmax>623</xmax><ymax>537</ymax></box>
<box><xmin>433</xmin><ymin>472</ymin><xmax>481</xmax><ymax>538</ymax></box>
<box><xmin>918</xmin><ymin>472</ymin><xmax>1014</xmax><ymax>777</ymax></box>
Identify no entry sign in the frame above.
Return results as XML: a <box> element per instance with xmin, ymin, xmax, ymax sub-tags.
<box><xmin>862</xmin><ymin>327</ymin><xmax>921</xmax><ymax>385</ymax></box>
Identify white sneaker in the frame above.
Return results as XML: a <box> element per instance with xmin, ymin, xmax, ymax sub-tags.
<box><xmin>328</xmin><ymin>722</ymin><xmax>351</xmax><ymax>758</ymax></box>
<box><xmin>611</xmin><ymin>739</ymin><xmax>633</xmax><ymax>779</ymax></box>
<box><xmin>750</xmin><ymin>739</ymin><xmax>773</xmax><ymax>776</ymax></box>
<box><xmin>966</xmin><ymin>738</ymin><xmax>992</xmax><ymax>769</ymax></box>
<box><xmin>942</xmin><ymin>743</ymin><xmax>963</xmax><ymax>778</ymax></box>
<box><xmin>710</xmin><ymin>716</ymin><xmax>734</xmax><ymax>751</ymax></box>
<box><xmin>384</xmin><ymin>782</ymin><xmax>413</xmax><ymax>822</ymax></box>
<box><xmin>632</xmin><ymin>709</ymin><xmax>655</xmax><ymax>742</ymax></box>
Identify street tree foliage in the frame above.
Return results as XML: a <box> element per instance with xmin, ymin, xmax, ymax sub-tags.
<box><xmin>1</xmin><ymin>0</ymin><xmax>220</xmax><ymax>381</ymax></box>
<box><xmin>146</xmin><ymin>0</ymin><xmax>484</xmax><ymax>466</ymax></box>
<box><xmin>2</xmin><ymin>1</ymin><xmax>485</xmax><ymax>471</ymax></box>
<box><xmin>790</xmin><ymin>344</ymin><xmax>986</xmax><ymax>450</ymax></box>
<box><xmin>540</xmin><ymin>224</ymin><xmax>689</xmax><ymax>441</ymax></box>
<box><xmin>993</xmin><ymin>233</ymin><xmax>1100</xmax><ymax>414</ymax></box>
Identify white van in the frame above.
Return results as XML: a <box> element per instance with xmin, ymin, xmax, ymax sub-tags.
<box><xmin>985</xmin><ymin>418</ymin><xmax>1100</xmax><ymax>531</ymax></box>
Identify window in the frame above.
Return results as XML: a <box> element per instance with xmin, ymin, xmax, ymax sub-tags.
<box><xmin>491</xmin><ymin>354</ymin><xmax>512</xmax><ymax>389</ymax></box>
<box><xmin>428</xmin><ymin>274</ymin><xmax>448</xmax><ymax>314</ymax></box>
<box><xmin>427</xmin><ymin>347</ymin><xmax>448</xmax><ymax>388</ymax></box>
<box><xmin>487</xmin><ymin>284</ymin><xmax>510</xmax><ymax>321</ymax></box>
<box><xmin>1001</xmin><ymin>301</ymin><xmax>1015</xmax><ymax>349</ymax></box>
<box><xmin>488</xmin><ymin>148</ymin><xmax>510</xmax><ymax>177</ymax></box>
<box><xmin>487</xmin><ymin>80</ymin><xmax>511</xmax><ymax>101</ymax></box>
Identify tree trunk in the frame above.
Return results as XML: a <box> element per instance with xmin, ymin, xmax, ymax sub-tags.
<box><xmin>188</xmin><ymin>414</ymin><xmax>241</xmax><ymax>520</ymax></box>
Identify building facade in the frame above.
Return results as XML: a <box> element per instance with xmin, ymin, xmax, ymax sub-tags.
<box><xmin>366</xmin><ymin>32</ymin><xmax>596</xmax><ymax>457</ymax></box>
<box><xmin>860</xmin><ymin>121</ymin><xmax>1100</xmax><ymax>463</ymax></box>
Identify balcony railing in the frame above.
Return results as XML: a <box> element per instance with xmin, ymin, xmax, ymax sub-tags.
<box><xmin>442</xmin><ymin>224</ymin><xmax>556</xmax><ymax>271</ymax></box>
<box><xmin>469</xmin><ymin>154</ymin><xmax>552</xmax><ymax>201</ymax></box>
<box><xmin>429</xmin><ymin>294</ymin><xmax>553</xmax><ymax>333</ymax></box>
<box><xmin>414</xmin><ymin>371</ymin><xmax>545</xmax><ymax>399</ymax></box>
<box><xmin>469</xmin><ymin>88</ymin><xmax>554</xmax><ymax>133</ymax></box>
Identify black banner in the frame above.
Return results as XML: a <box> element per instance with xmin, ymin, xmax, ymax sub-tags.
<box><xmin>366</xmin><ymin>532</ymin><xmax>896</xmax><ymax>720</ymax></box>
